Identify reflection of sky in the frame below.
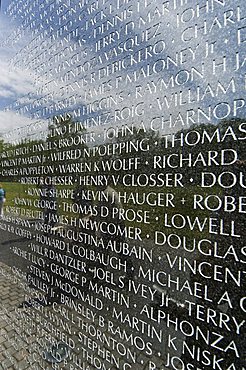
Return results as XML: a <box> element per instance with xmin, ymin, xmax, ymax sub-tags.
<box><xmin>0</xmin><ymin>0</ymin><xmax>245</xmax><ymax>139</ymax></box>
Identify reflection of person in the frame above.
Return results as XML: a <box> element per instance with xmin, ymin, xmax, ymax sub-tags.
<box><xmin>40</xmin><ymin>182</ymin><xmax>57</xmax><ymax>227</ymax></box>
<box><xmin>97</xmin><ymin>176</ymin><xmax>134</xmax><ymax>281</ymax></box>
<box><xmin>0</xmin><ymin>184</ymin><xmax>6</xmax><ymax>218</ymax></box>
<box><xmin>97</xmin><ymin>180</ymin><xmax>124</xmax><ymax>244</ymax></box>
<box><xmin>73</xmin><ymin>184</ymin><xmax>93</xmax><ymax>221</ymax></box>
<box><xmin>73</xmin><ymin>185</ymin><xmax>98</xmax><ymax>290</ymax></box>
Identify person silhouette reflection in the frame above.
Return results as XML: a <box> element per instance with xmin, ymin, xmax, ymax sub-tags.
<box><xmin>39</xmin><ymin>179</ymin><xmax>57</xmax><ymax>227</ymax></box>
<box><xmin>96</xmin><ymin>176</ymin><xmax>134</xmax><ymax>283</ymax></box>
<box><xmin>0</xmin><ymin>183</ymin><xmax>6</xmax><ymax>218</ymax></box>
<box><xmin>72</xmin><ymin>184</ymin><xmax>96</xmax><ymax>290</ymax></box>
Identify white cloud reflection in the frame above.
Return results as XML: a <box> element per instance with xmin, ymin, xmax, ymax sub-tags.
<box><xmin>0</xmin><ymin>0</ymin><xmax>245</xmax><ymax>140</ymax></box>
